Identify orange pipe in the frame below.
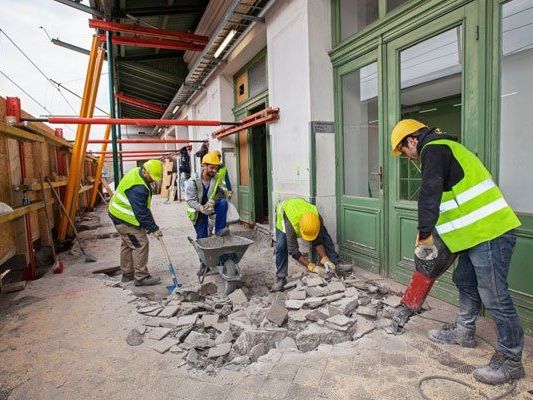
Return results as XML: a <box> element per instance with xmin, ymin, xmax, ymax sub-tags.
<box><xmin>89</xmin><ymin>124</ymin><xmax>111</xmax><ymax>209</ymax></box>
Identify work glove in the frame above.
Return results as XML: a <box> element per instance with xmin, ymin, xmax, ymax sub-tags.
<box><xmin>320</xmin><ymin>256</ymin><xmax>336</xmax><ymax>274</ymax></box>
<box><xmin>204</xmin><ymin>200</ymin><xmax>215</xmax><ymax>215</ymax></box>
<box><xmin>152</xmin><ymin>229</ymin><xmax>163</xmax><ymax>239</ymax></box>
<box><xmin>227</xmin><ymin>190</ymin><xmax>233</xmax><ymax>199</ymax></box>
<box><xmin>415</xmin><ymin>233</ymin><xmax>438</xmax><ymax>260</ymax></box>
<box><xmin>307</xmin><ymin>262</ymin><xmax>326</xmax><ymax>276</ymax></box>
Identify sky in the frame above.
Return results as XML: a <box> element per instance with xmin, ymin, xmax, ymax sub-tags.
<box><xmin>0</xmin><ymin>0</ymin><xmax>110</xmax><ymax>151</ymax></box>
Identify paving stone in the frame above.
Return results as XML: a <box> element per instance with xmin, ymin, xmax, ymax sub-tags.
<box><xmin>143</xmin><ymin>317</ymin><xmax>167</xmax><ymax>327</ymax></box>
<box><xmin>158</xmin><ymin>305</ymin><xmax>180</xmax><ymax>318</ymax></box>
<box><xmin>277</xmin><ymin>337</ymin><xmax>298</xmax><ymax>350</ymax></box>
<box><xmin>345</xmin><ymin>287</ymin><xmax>359</xmax><ymax>298</ymax></box>
<box><xmin>208</xmin><ymin>343</ymin><xmax>232</xmax><ymax>358</ymax></box>
<box><xmin>353</xmin><ymin>318</ymin><xmax>376</xmax><ymax>339</ymax></box>
<box><xmin>213</xmin><ymin>322</ymin><xmax>230</xmax><ymax>332</ymax></box>
<box><xmin>322</xmin><ymin>293</ymin><xmax>345</xmax><ymax>305</ymax></box>
<box><xmin>266</xmin><ymin>303</ymin><xmax>288</xmax><ymax>326</ymax></box>
<box><xmin>305</xmin><ymin>286</ymin><xmax>329</xmax><ymax>297</ymax></box>
<box><xmin>288</xmin><ymin>310</ymin><xmax>308</xmax><ymax>323</ymax></box>
<box><xmin>328</xmin><ymin>281</ymin><xmax>345</xmax><ymax>294</ymax></box>
<box><xmin>229</xmin><ymin>318</ymin><xmax>254</xmax><ymax>336</ymax></box>
<box><xmin>296</xmin><ymin>323</ymin><xmax>351</xmax><ymax>352</ymax></box>
<box><xmin>288</xmin><ymin>290</ymin><xmax>307</xmax><ymax>300</ymax></box>
<box><xmin>199</xmin><ymin>282</ymin><xmax>218</xmax><ymax>296</ymax></box>
<box><xmin>146</xmin><ymin>327</ymin><xmax>171</xmax><ymax>340</ymax></box>
<box><xmin>352</xmin><ymin>281</ymin><xmax>369</xmax><ymax>290</ymax></box>
<box><xmin>183</xmin><ymin>331</ymin><xmax>215</xmax><ymax>349</ymax></box>
<box><xmin>305</xmin><ymin>310</ymin><xmax>329</xmax><ymax>322</ymax></box>
<box><xmin>137</xmin><ymin>305</ymin><xmax>162</xmax><ymax>315</ymax></box>
<box><xmin>358</xmin><ymin>297</ymin><xmax>371</xmax><ymax>306</ymax></box>
<box><xmin>357</xmin><ymin>306</ymin><xmax>377</xmax><ymax>318</ymax></box>
<box><xmin>367</xmin><ymin>285</ymin><xmax>378</xmax><ymax>293</ymax></box>
<box><xmin>249</xmin><ymin>343</ymin><xmax>267</xmax><ymax>362</ymax></box>
<box><xmin>228</xmin><ymin>289</ymin><xmax>248</xmax><ymax>306</ymax></box>
<box><xmin>202</xmin><ymin>313</ymin><xmax>219</xmax><ymax>328</ymax></box>
<box><xmin>326</xmin><ymin>314</ymin><xmax>354</xmax><ymax>327</ymax></box>
<box><xmin>332</xmin><ymin>297</ymin><xmax>359</xmax><ymax>316</ymax></box>
<box><xmin>327</xmin><ymin>305</ymin><xmax>343</xmax><ymax>317</ymax></box>
<box><xmin>381</xmin><ymin>295</ymin><xmax>402</xmax><ymax>308</ymax></box>
<box><xmin>285</xmin><ymin>299</ymin><xmax>305</xmax><ymax>310</ymax></box>
<box><xmin>304</xmin><ymin>276</ymin><xmax>324</xmax><ymax>287</ymax></box>
<box><xmin>231</xmin><ymin>329</ymin><xmax>287</xmax><ymax>356</ymax></box>
<box><xmin>215</xmin><ymin>329</ymin><xmax>234</xmax><ymax>345</ymax></box>
<box><xmin>147</xmin><ymin>338</ymin><xmax>179</xmax><ymax>354</ymax></box>
<box><xmin>303</xmin><ymin>297</ymin><xmax>325</xmax><ymax>309</ymax></box>
<box><xmin>176</xmin><ymin>314</ymin><xmax>198</xmax><ymax>327</ymax></box>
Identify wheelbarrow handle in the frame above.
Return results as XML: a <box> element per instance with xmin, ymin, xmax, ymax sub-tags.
<box><xmin>187</xmin><ymin>236</ymin><xmax>195</xmax><ymax>244</ymax></box>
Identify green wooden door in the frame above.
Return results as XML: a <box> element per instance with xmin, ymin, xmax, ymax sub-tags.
<box><xmin>336</xmin><ymin>50</ymin><xmax>385</xmax><ymax>274</ymax></box>
<box><xmin>385</xmin><ymin>3</ymin><xmax>481</xmax><ymax>302</ymax></box>
<box><xmin>236</xmin><ymin>110</ymin><xmax>253</xmax><ymax>223</ymax></box>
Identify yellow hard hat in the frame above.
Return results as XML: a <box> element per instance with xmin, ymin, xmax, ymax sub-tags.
<box><xmin>300</xmin><ymin>212</ymin><xmax>320</xmax><ymax>241</ymax></box>
<box><xmin>143</xmin><ymin>159</ymin><xmax>163</xmax><ymax>181</ymax></box>
<box><xmin>390</xmin><ymin>119</ymin><xmax>427</xmax><ymax>157</ymax></box>
<box><xmin>202</xmin><ymin>151</ymin><xmax>222</xmax><ymax>166</ymax></box>
<box><xmin>212</xmin><ymin>150</ymin><xmax>222</xmax><ymax>160</ymax></box>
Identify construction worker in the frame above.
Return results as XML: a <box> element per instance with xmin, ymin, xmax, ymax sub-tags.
<box><xmin>186</xmin><ymin>151</ymin><xmax>228</xmax><ymax>275</ymax></box>
<box><xmin>272</xmin><ymin>197</ymin><xmax>353</xmax><ymax>292</ymax></box>
<box><xmin>391</xmin><ymin>119</ymin><xmax>524</xmax><ymax>385</ymax></box>
<box><xmin>212</xmin><ymin>149</ymin><xmax>232</xmax><ymax>198</ymax></box>
<box><xmin>108</xmin><ymin>159</ymin><xmax>163</xmax><ymax>286</ymax></box>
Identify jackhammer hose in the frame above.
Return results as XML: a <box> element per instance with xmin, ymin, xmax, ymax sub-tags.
<box><xmin>417</xmin><ymin>375</ymin><xmax>517</xmax><ymax>400</ymax></box>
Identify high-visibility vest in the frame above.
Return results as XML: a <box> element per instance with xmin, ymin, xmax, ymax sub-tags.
<box><xmin>276</xmin><ymin>198</ymin><xmax>318</xmax><ymax>237</ymax></box>
<box><xmin>422</xmin><ymin>139</ymin><xmax>520</xmax><ymax>253</ymax></box>
<box><xmin>186</xmin><ymin>175</ymin><xmax>220</xmax><ymax>223</ymax></box>
<box><xmin>216</xmin><ymin>165</ymin><xmax>228</xmax><ymax>193</ymax></box>
<box><xmin>108</xmin><ymin>167</ymin><xmax>152</xmax><ymax>226</ymax></box>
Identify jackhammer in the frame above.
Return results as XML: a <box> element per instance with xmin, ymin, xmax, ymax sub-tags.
<box><xmin>390</xmin><ymin>231</ymin><xmax>457</xmax><ymax>334</ymax></box>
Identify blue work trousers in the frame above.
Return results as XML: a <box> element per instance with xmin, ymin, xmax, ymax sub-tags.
<box><xmin>275</xmin><ymin>226</ymin><xmax>340</xmax><ymax>279</ymax></box>
<box><xmin>452</xmin><ymin>230</ymin><xmax>523</xmax><ymax>361</ymax></box>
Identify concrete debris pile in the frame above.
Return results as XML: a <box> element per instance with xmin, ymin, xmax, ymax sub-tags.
<box><xmin>128</xmin><ymin>273</ymin><xmax>405</xmax><ymax>370</ymax></box>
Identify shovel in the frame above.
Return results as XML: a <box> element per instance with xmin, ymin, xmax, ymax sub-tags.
<box><xmin>39</xmin><ymin>174</ymin><xmax>65</xmax><ymax>273</ymax></box>
<box><xmin>46</xmin><ymin>178</ymin><xmax>97</xmax><ymax>263</ymax></box>
<box><xmin>157</xmin><ymin>236</ymin><xmax>181</xmax><ymax>294</ymax></box>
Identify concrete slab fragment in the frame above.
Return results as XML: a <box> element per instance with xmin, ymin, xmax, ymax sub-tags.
<box><xmin>159</xmin><ymin>305</ymin><xmax>180</xmax><ymax>318</ymax></box>
<box><xmin>147</xmin><ymin>338</ymin><xmax>179</xmax><ymax>354</ymax></box>
<box><xmin>285</xmin><ymin>300</ymin><xmax>305</xmax><ymax>310</ymax></box>
<box><xmin>266</xmin><ymin>303</ymin><xmax>288</xmax><ymax>326</ymax></box>
<box><xmin>327</xmin><ymin>281</ymin><xmax>345</xmax><ymax>294</ymax></box>
<box><xmin>228</xmin><ymin>289</ymin><xmax>248</xmax><ymax>306</ymax></box>
<box><xmin>357</xmin><ymin>306</ymin><xmax>377</xmax><ymax>318</ymax></box>
<box><xmin>382</xmin><ymin>295</ymin><xmax>402</xmax><ymax>308</ymax></box>
<box><xmin>289</xmin><ymin>290</ymin><xmax>307</xmax><ymax>300</ymax></box>
<box><xmin>146</xmin><ymin>327</ymin><xmax>171</xmax><ymax>340</ymax></box>
<box><xmin>208</xmin><ymin>343</ymin><xmax>232</xmax><ymax>358</ymax></box>
<box><xmin>202</xmin><ymin>314</ymin><xmax>219</xmax><ymax>328</ymax></box>
<box><xmin>176</xmin><ymin>314</ymin><xmax>197</xmax><ymax>327</ymax></box>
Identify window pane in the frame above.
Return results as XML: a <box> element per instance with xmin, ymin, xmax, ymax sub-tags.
<box><xmin>499</xmin><ymin>0</ymin><xmax>533</xmax><ymax>213</ymax></box>
<box><xmin>342</xmin><ymin>62</ymin><xmax>379</xmax><ymax>198</ymax></box>
<box><xmin>238</xmin><ymin>130</ymin><xmax>249</xmax><ymax>186</ymax></box>
<box><xmin>340</xmin><ymin>0</ymin><xmax>379</xmax><ymax>40</ymax></box>
<box><xmin>399</xmin><ymin>27</ymin><xmax>463</xmax><ymax>201</ymax></box>
<box><xmin>248</xmin><ymin>57</ymin><xmax>267</xmax><ymax>98</ymax></box>
<box><xmin>387</xmin><ymin>0</ymin><xmax>408</xmax><ymax>12</ymax></box>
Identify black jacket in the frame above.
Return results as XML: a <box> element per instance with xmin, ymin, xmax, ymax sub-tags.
<box><xmin>417</xmin><ymin>129</ymin><xmax>464</xmax><ymax>239</ymax></box>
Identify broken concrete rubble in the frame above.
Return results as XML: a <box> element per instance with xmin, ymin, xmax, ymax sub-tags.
<box><xmin>265</xmin><ymin>303</ymin><xmax>288</xmax><ymax>326</ymax></box>
<box><xmin>296</xmin><ymin>323</ymin><xmax>351</xmax><ymax>352</ymax></box>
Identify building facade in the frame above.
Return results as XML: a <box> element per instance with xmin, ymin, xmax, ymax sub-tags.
<box><xmin>162</xmin><ymin>0</ymin><xmax>533</xmax><ymax>334</ymax></box>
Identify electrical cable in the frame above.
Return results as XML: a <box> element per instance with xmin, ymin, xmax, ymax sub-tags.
<box><xmin>0</xmin><ymin>69</ymin><xmax>53</xmax><ymax>114</ymax></box>
<box><xmin>417</xmin><ymin>375</ymin><xmax>517</xmax><ymax>400</ymax></box>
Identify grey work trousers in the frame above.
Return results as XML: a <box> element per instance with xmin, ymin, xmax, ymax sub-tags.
<box><xmin>114</xmin><ymin>223</ymin><xmax>150</xmax><ymax>280</ymax></box>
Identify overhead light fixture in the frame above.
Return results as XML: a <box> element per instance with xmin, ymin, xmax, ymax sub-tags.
<box><xmin>214</xmin><ymin>29</ymin><xmax>237</xmax><ymax>59</ymax></box>
<box><xmin>172</xmin><ymin>105</ymin><xmax>179</xmax><ymax>114</ymax></box>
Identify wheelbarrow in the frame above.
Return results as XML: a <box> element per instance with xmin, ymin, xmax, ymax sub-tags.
<box><xmin>188</xmin><ymin>234</ymin><xmax>254</xmax><ymax>295</ymax></box>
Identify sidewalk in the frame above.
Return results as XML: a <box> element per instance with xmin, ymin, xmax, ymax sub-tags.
<box><xmin>0</xmin><ymin>197</ymin><xmax>531</xmax><ymax>399</ymax></box>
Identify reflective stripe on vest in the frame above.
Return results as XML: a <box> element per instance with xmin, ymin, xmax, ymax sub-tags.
<box><xmin>109</xmin><ymin>167</ymin><xmax>151</xmax><ymax>226</ymax></box>
<box><xmin>423</xmin><ymin>139</ymin><xmax>520</xmax><ymax>252</ymax></box>
<box><xmin>275</xmin><ymin>198</ymin><xmax>318</xmax><ymax>237</ymax></box>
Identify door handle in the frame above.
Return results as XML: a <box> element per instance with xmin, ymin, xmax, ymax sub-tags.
<box><xmin>370</xmin><ymin>166</ymin><xmax>383</xmax><ymax>190</ymax></box>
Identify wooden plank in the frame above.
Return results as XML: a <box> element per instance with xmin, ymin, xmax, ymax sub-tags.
<box><xmin>13</xmin><ymin>180</ymin><xmax>68</xmax><ymax>192</ymax></box>
<box><xmin>0</xmin><ymin>201</ymin><xmax>52</xmax><ymax>224</ymax></box>
<box><xmin>1</xmin><ymin>280</ymin><xmax>26</xmax><ymax>293</ymax></box>
<box><xmin>101</xmin><ymin>177</ymin><xmax>113</xmax><ymax>196</ymax></box>
<box><xmin>79</xmin><ymin>184</ymin><xmax>94</xmax><ymax>194</ymax></box>
<box><xmin>19</xmin><ymin>123</ymin><xmax>70</xmax><ymax>148</ymax></box>
<box><xmin>0</xmin><ymin>124</ymin><xmax>44</xmax><ymax>143</ymax></box>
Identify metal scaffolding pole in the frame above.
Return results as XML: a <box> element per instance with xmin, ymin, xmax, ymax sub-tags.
<box><xmin>116</xmin><ymin>100</ymin><xmax>124</xmax><ymax>177</ymax></box>
<box><xmin>106</xmin><ymin>30</ymin><xmax>121</xmax><ymax>185</ymax></box>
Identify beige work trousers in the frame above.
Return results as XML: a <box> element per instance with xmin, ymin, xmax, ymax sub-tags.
<box><xmin>114</xmin><ymin>223</ymin><xmax>150</xmax><ymax>279</ymax></box>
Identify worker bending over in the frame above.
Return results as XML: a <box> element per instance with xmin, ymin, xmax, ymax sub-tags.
<box><xmin>186</xmin><ymin>151</ymin><xmax>229</xmax><ymax>275</ymax></box>
<box><xmin>391</xmin><ymin>119</ymin><xmax>524</xmax><ymax>385</ymax></box>
<box><xmin>108</xmin><ymin>159</ymin><xmax>163</xmax><ymax>286</ymax></box>
<box><xmin>272</xmin><ymin>197</ymin><xmax>352</xmax><ymax>292</ymax></box>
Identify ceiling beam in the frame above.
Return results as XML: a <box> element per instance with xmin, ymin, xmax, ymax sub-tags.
<box><xmin>119</xmin><ymin>6</ymin><xmax>205</xmax><ymax>17</ymax></box>
<box><xmin>53</xmin><ymin>0</ymin><xmax>104</xmax><ymax>17</ymax></box>
<box><xmin>97</xmin><ymin>34</ymin><xmax>205</xmax><ymax>52</ymax></box>
<box><xmin>115</xmin><ymin>92</ymin><xmax>166</xmax><ymax>114</ymax></box>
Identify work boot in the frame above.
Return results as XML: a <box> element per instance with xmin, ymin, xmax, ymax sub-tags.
<box><xmin>428</xmin><ymin>323</ymin><xmax>476</xmax><ymax>348</ymax></box>
<box><xmin>335</xmin><ymin>261</ymin><xmax>353</xmax><ymax>274</ymax></box>
<box><xmin>271</xmin><ymin>277</ymin><xmax>287</xmax><ymax>292</ymax></box>
<box><xmin>134</xmin><ymin>275</ymin><xmax>161</xmax><ymax>286</ymax></box>
<box><xmin>473</xmin><ymin>353</ymin><xmax>525</xmax><ymax>385</ymax></box>
<box><xmin>121</xmin><ymin>273</ymin><xmax>134</xmax><ymax>283</ymax></box>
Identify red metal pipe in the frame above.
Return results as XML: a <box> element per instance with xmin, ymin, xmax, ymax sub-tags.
<box><xmin>92</xmin><ymin>150</ymin><xmax>179</xmax><ymax>154</ymax></box>
<box><xmin>97</xmin><ymin>34</ymin><xmax>204</xmax><ymax>52</ymax></box>
<box><xmin>44</xmin><ymin>117</ymin><xmax>234</xmax><ymax>127</ymax></box>
<box><xmin>213</xmin><ymin>107</ymin><xmax>280</xmax><ymax>139</ymax></box>
<box><xmin>115</xmin><ymin>92</ymin><xmax>166</xmax><ymax>114</ymax></box>
<box><xmin>87</xmin><ymin>139</ymin><xmax>205</xmax><ymax>144</ymax></box>
<box><xmin>89</xmin><ymin>19</ymin><xmax>209</xmax><ymax>44</ymax></box>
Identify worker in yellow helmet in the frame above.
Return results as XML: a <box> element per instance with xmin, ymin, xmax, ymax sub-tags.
<box><xmin>108</xmin><ymin>159</ymin><xmax>163</xmax><ymax>286</ymax></box>
<box><xmin>185</xmin><ymin>151</ymin><xmax>229</xmax><ymax>276</ymax></box>
<box><xmin>391</xmin><ymin>119</ymin><xmax>523</xmax><ymax>385</ymax></box>
<box><xmin>272</xmin><ymin>197</ymin><xmax>352</xmax><ymax>292</ymax></box>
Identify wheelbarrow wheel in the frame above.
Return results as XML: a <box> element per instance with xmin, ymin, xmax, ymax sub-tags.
<box><xmin>222</xmin><ymin>260</ymin><xmax>237</xmax><ymax>296</ymax></box>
